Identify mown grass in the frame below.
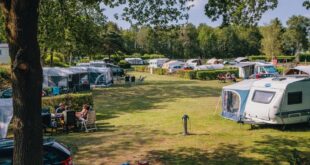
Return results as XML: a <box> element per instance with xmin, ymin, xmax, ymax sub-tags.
<box><xmin>54</xmin><ymin>72</ymin><xmax>310</xmax><ymax>165</ymax></box>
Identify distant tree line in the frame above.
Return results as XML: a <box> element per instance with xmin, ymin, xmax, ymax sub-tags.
<box><xmin>0</xmin><ymin>3</ymin><xmax>309</xmax><ymax>65</ymax></box>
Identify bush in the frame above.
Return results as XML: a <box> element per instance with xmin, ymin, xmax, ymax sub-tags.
<box><xmin>176</xmin><ymin>70</ymin><xmax>197</xmax><ymax>79</ymax></box>
<box><xmin>142</xmin><ymin>54</ymin><xmax>166</xmax><ymax>60</ymax></box>
<box><xmin>0</xmin><ymin>66</ymin><xmax>11</xmax><ymax>90</ymax></box>
<box><xmin>248</xmin><ymin>55</ymin><xmax>295</xmax><ymax>62</ymax></box>
<box><xmin>196</xmin><ymin>69</ymin><xmax>238</xmax><ymax>80</ymax></box>
<box><xmin>153</xmin><ymin>68</ymin><xmax>167</xmax><ymax>75</ymax></box>
<box><xmin>300</xmin><ymin>53</ymin><xmax>310</xmax><ymax>62</ymax></box>
<box><xmin>134</xmin><ymin>66</ymin><xmax>148</xmax><ymax>72</ymax></box>
<box><xmin>276</xmin><ymin>66</ymin><xmax>285</xmax><ymax>74</ymax></box>
<box><xmin>42</xmin><ymin>93</ymin><xmax>93</xmax><ymax>112</ymax></box>
<box><xmin>118</xmin><ymin>60</ymin><xmax>131</xmax><ymax>69</ymax></box>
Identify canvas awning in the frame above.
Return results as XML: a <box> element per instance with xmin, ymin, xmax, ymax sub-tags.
<box><xmin>285</xmin><ymin>66</ymin><xmax>310</xmax><ymax>75</ymax></box>
<box><xmin>0</xmin><ymin>98</ymin><xmax>13</xmax><ymax>138</ymax></box>
<box><xmin>43</xmin><ymin>67</ymin><xmax>73</xmax><ymax>77</ymax></box>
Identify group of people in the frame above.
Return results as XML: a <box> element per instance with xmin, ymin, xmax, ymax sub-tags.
<box><xmin>55</xmin><ymin>103</ymin><xmax>90</xmax><ymax>120</ymax></box>
<box><xmin>217</xmin><ymin>72</ymin><xmax>237</xmax><ymax>82</ymax></box>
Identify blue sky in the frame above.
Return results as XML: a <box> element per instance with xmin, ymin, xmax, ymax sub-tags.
<box><xmin>102</xmin><ymin>0</ymin><xmax>310</xmax><ymax>29</ymax></box>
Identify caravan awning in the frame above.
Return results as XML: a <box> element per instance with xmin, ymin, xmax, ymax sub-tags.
<box><xmin>0</xmin><ymin>98</ymin><xmax>13</xmax><ymax>138</ymax></box>
<box><xmin>286</xmin><ymin>66</ymin><xmax>310</xmax><ymax>75</ymax></box>
<box><xmin>43</xmin><ymin>67</ymin><xmax>73</xmax><ymax>77</ymax></box>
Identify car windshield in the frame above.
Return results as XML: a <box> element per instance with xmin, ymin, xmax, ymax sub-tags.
<box><xmin>263</xmin><ymin>66</ymin><xmax>277</xmax><ymax>73</ymax></box>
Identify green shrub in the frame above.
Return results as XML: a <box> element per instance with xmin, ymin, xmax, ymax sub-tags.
<box><xmin>0</xmin><ymin>66</ymin><xmax>11</xmax><ymax>90</ymax></box>
<box><xmin>142</xmin><ymin>54</ymin><xmax>166</xmax><ymax>60</ymax></box>
<box><xmin>134</xmin><ymin>66</ymin><xmax>148</xmax><ymax>72</ymax></box>
<box><xmin>276</xmin><ymin>66</ymin><xmax>285</xmax><ymax>74</ymax></box>
<box><xmin>248</xmin><ymin>55</ymin><xmax>268</xmax><ymax>61</ymax></box>
<box><xmin>300</xmin><ymin>53</ymin><xmax>310</xmax><ymax>62</ymax></box>
<box><xmin>42</xmin><ymin>93</ymin><xmax>93</xmax><ymax>112</ymax></box>
<box><xmin>248</xmin><ymin>55</ymin><xmax>295</xmax><ymax>62</ymax></box>
<box><xmin>196</xmin><ymin>69</ymin><xmax>239</xmax><ymax>80</ymax></box>
<box><xmin>118</xmin><ymin>60</ymin><xmax>131</xmax><ymax>69</ymax></box>
<box><xmin>153</xmin><ymin>68</ymin><xmax>167</xmax><ymax>75</ymax></box>
<box><xmin>176</xmin><ymin>70</ymin><xmax>197</xmax><ymax>79</ymax></box>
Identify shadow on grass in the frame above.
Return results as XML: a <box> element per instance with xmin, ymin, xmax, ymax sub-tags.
<box><xmin>252</xmin><ymin>135</ymin><xmax>310</xmax><ymax>164</ymax></box>
<box><xmin>145</xmin><ymin>144</ymin><xmax>264</xmax><ymax>165</ymax></box>
<box><xmin>249</xmin><ymin>123</ymin><xmax>310</xmax><ymax>132</ymax></box>
<box><xmin>93</xmin><ymin>80</ymin><xmax>222</xmax><ymax>121</ymax></box>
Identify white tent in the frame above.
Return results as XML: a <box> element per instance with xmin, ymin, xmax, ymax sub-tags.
<box><xmin>285</xmin><ymin>66</ymin><xmax>310</xmax><ymax>76</ymax></box>
<box><xmin>207</xmin><ymin>58</ymin><xmax>223</xmax><ymax>64</ymax></box>
<box><xmin>0</xmin><ymin>98</ymin><xmax>13</xmax><ymax>138</ymax></box>
<box><xmin>43</xmin><ymin>67</ymin><xmax>73</xmax><ymax>87</ymax></box>
<box><xmin>87</xmin><ymin>67</ymin><xmax>113</xmax><ymax>87</ymax></box>
<box><xmin>222</xmin><ymin>79</ymin><xmax>257</xmax><ymax>121</ymax></box>
<box><xmin>235</xmin><ymin>57</ymin><xmax>249</xmax><ymax>63</ymax></box>
<box><xmin>125</xmin><ymin>58</ymin><xmax>144</xmax><ymax>65</ymax></box>
<box><xmin>194</xmin><ymin>64</ymin><xmax>224</xmax><ymax>70</ymax></box>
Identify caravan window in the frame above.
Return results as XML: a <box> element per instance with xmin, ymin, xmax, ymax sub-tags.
<box><xmin>252</xmin><ymin>90</ymin><xmax>275</xmax><ymax>104</ymax></box>
<box><xmin>288</xmin><ymin>91</ymin><xmax>302</xmax><ymax>105</ymax></box>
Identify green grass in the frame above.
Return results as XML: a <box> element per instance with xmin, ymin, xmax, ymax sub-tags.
<box><xmin>54</xmin><ymin>72</ymin><xmax>310</xmax><ymax>165</ymax></box>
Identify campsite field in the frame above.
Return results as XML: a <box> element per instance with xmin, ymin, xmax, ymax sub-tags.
<box><xmin>55</xmin><ymin>72</ymin><xmax>310</xmax><ymax>165</ymax></box>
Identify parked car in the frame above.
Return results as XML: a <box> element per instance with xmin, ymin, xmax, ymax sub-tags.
<box><xmin>0</xmin><ymin>138</ymin><xmax>73</xmax><ymax>165</ymax></box>
<box><xmin>0</xmin><ymin>88</ymin><xmax>12</xmax><ymax>98</ymax></box>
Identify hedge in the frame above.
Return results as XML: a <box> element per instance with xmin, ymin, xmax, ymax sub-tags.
<box><xmin>175</xmin><ymin>70</ymin><xmax>197</xmax><ymax>79</ymax></box>
<box><xmin>248</xmin><ymin>55</ymin><xmax>295</xmax><ymax>62</ymax></box>
<box><xmin>300</xmin><ymin>53</ymin><xmax>310</xmax><ymax>62</ymax></box>
<box><xmin>153</xmin><ymin>68</ymin><xmax>167</xmax><ymax>75</ymax></box>
<box><xmin>118</xmin><ymin>60</ymin><xmax>131</xmax><ymax>69</ymax></box>
<box><xmin>134</xmin><ymin>66</ymin><xmax>148</xmax><ymax>72</ymax></box>
<box><xmin>0</xmin><ymin>66</ymin><xmax>11</xmax><ymax>90</ymax></box>
<box><xmin>42</xmin><ymin>93</ymin><xmax>93</xmax><ymax>113</ymax></box>
<box><xmin>196</xmin><ymin>69</ymin><xmax>239</xmax><ymax>80</ymax></box>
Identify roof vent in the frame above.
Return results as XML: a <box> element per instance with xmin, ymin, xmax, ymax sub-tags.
<box><xmin>272</xmin><ymin>77</ymin><xmax>286</xmax><ymax>81</ymax></box>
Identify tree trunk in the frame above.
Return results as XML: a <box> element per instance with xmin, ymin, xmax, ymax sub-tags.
<box><xmin>0</xmin><ymin>1</ymin><xmax>43</xmax><ymax>165</ymax></box>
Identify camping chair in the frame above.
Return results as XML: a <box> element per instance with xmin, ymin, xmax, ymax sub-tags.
<box><xmin>137</xmin><ymin>76</ymin><xmax>146</xmax><ymax>84</ymax></box>
<box><xmin>78</xmin><ymin>110</ymin><xmax>97</xmax><ymax>132</ymax></box>
<box><xmin>217</xmin><ymin>74</ymin><xmax>226</xmax><ymax>83</ymax></box>
<box><xmin>63</xmin><ymin>110</ymin><xmax>76</xmax><ymax>133</ymax></box>
<box><xmin>42</xmin><ymin>112</ymin><xmax>58</xmax><ymax>135</ymax></box>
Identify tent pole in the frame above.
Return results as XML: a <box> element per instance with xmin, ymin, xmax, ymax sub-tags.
<box><xmin>214</xmin><ymin>96</ymin><xmax>222</xmax><ymax>115</ymax></box>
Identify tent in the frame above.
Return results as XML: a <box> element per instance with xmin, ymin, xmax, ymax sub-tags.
<box><xmin>87</xmin><ymin>67</ymin><xmax>113</xmax><ymax>87</ymax></box>
<box><xmin>207</xmin><ymin>58</ymin><xmax>223</xmax><ymax>64</ymax></box>
<box><xmin>125</xmin><ymin>58</ymin><xmax>144</xmax><ymax>65</ymax></box>
<box><xmin>222</xmin><ymin>79</ymin><xmax>257</xmax><ymax>121</ymax></box>
<box><xmin>285</xmin><ymin>66</ymin><xmax>310</xmax><ymax>76</ymax></box>
<box><xmin>67</xmin><ymin>67</ymin><xmax>90</xmax><ymax>91</ymax></box>
<box><xmin>232</xmin><ymin>63</ymin><xmax>255</xmax><ymax>79</ymax></box>
<box><xmin>194</xmin><ymin>64</ymin><xmax>224</xmax><ymax>70</ymax></box>
<box><xmin>43</xmin><ymin>67</ymin><xmax>73</xmax><ymax>88</ymax></box>
<box><xmin>0</xmin><ymin>98</ymin><xmax>13</xmax><ymax>138</ymax></box>
<box><xmin>235</xmin><ymin>57</ymin><xmax>249</xmax><ymax>63</ymax></box>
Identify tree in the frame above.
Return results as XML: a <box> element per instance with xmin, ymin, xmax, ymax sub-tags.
<box><xmin>303</xmin><ymin>0</ymin><xmax>310</xmax><ymax>9</ymax></box>
<box><xmin>0</xmin><ymin>0</ymin><xmax>193</xmax><ymax>164</ymax></box>
<box><xmin>197</xmin><ymin>24</ymin><xmax>217</xmax><ymax>58</ymax></box>
<box><xmin>204</xmin><ymin>0</ymin><xmax>278</xmax><ymax>27</ymax></box>
<box><xmin>178</xmin><ymin>23</ymin><xmax>199</xmax><ymax>58</ymax></box>
<box><xmin>260</xmin><ymin>18</ymin><xmax>284</xmax><ymax>58</ymax></box>
<box><xmin>282</xmin><ymin>15</ymin><xmax>310</xmax><ymax>57</ymax></box>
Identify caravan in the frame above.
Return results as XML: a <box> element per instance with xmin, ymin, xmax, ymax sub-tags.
<box><xmin>222</xmin><ymin>76</ymin><xmax>310</xmax><ymax>125</ymax></box>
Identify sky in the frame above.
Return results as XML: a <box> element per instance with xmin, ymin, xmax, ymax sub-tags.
<box><xmin>102</xmin><ymin>0</ymin><xmax>310</xmax><ymax>29</ymax></box>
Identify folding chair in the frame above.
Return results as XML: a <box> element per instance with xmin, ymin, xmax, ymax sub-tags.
<box><xmin>78</xmin><ymin>110</ymin><xmax>97</xmax><ymax>132</ymax></box>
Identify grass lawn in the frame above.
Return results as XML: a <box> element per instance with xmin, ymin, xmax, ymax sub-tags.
<box><xmin>55</xmin><ymin>72</ymin><xmax>310</xmax><ymax>165</ymax></box>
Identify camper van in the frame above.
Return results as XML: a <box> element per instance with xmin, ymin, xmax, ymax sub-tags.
<box><xmin>0</xmin><ymin>44</ymin><xmax>9</xmax><ymax>64</ymax></box>
<box><xmin>148</xmin><ymin>58</ymin><xmax>169</xmax><ymax>68</ymax></box>
<box><xmin>222</xmin><ymin>76</ymin><xmax>310</xmax><ymax>125</ymax></box>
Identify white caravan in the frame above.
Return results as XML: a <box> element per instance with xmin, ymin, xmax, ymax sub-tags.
<box><xmin>148</xmin><ymin>58</ymin><xmax>169</xmax><ymax>68</ymax></box>
<box><xmin>162</xmin><ymin>60</ymin><xmax>185</xmax><ymax>73</ymax></box>
<box><xmin>222</xmin><ymin>76</ymin><xmax>310</xmax><ymax>125</ymax></box>
<box><xmin>125</xmin><ymin>58</ymin><xmax>144</xmax><ymax>65</ymax></box>
<box><xmin>0</xmin><ymin>43</ymin><xmax>9</xmax><ymax>64</ymax></box>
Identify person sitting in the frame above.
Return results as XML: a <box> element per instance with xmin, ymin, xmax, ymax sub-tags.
<box><xmin>76</xmin><ymin>104</ymin><xmax>90</xmax><ymax>120</ymax></box>
<box><xmin>55</xmin><ymin>103</ymin><xmax>66</xmax><ymax>114</ymax></box>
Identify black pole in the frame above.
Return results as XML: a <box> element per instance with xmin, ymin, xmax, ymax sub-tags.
<box><xmin>182</xmin><ymin>114</ymin><xmax>189</xmax><ymax>135</ymax></box>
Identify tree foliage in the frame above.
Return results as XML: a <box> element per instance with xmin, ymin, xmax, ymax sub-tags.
<box><xmin>204</xmin><ymin>0</ymin><xmax>278</xmax><ymax>27</ymax></box>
